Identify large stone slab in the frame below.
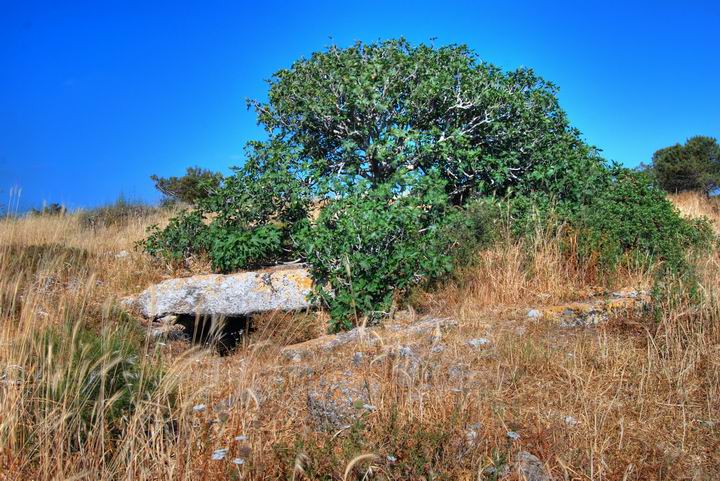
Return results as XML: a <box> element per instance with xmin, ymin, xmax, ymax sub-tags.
<box><xmin>134</xmin><ymin>266</ymin><xmax>314</xmax><ymax>318</ymax></box>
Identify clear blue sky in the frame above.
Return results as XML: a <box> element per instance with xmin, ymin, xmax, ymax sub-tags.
<box><xmin>1</xmin><ymin>1</ymin><xmax>718</xmax><ymax>210</ymax></box>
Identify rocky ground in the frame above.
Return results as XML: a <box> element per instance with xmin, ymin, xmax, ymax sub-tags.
<box><xmin>143</xmin><ymin>288</ymin><xmax>661</xmax><ymax>480</ymax></box>
<box><xmin>2</xmin><ymin>194</ymin><xmax>718</xmax><ymax>480</ymax></box>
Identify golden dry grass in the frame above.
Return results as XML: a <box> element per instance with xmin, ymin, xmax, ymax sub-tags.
<box><xmin>0</xmin><ymin>195</ymin><xmax>718</xmax><ymax>480</ymax></box>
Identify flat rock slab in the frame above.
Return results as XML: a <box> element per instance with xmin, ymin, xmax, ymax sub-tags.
<box><xmin>134</xmin><ymin>266</ymin><xmax>314</xmax><ymax>318</ymax></box>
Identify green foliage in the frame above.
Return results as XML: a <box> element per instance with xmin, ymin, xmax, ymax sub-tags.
<box><xmin>151</xmin><ymin>166</ymin><xmax>223</xmax><ymax>206</ymax></box>
<box><xmin>206</xmin><ymin>223</ymin><xmax>283</xmax><ymax>272</ymax></box>
<box><xmin>31</xmin><ymin>202</ymin><xmax>66</xmax><ymax>216</ymax></box>
<box><xmin>252</xmin><ymin>38</ymin><xmax>602</xmax><ymax>203</ymax></box>
<box><xmin>27</xmin><ymin>310</ymin><xmax>164</xmax><ymax>446</ymax></box>
<box><xmin>142</xmin><ymin>209</ymin><xmax>210</xmax><ymax>263</ymax></box>
<box><xmin>649</xmin><ymin>136</ymin><xmax>720</xmax><ymax>195</ymax></box>
<box><xmin>142</xmin><ymin>140</ymin><xmax>312</xmax><ymax>271</ymax></box>
<box><xmin>143</xmin><ymin>39</ymin><xmax>714</xmax><ymax>330</ymax></box>
<box><xmin>201</xmin><ymin>141</ymin><xmax>312</xmax><ymax>232</ymax></box>
<box><xmin>300</xmin><ymin>175</ymin><xmax>463</xmax><ymax>330</ymax></box>
<box><xmin>573</xmin><ymin>168</ymin><xmax>714</xmax><ymax>271</ymax></box>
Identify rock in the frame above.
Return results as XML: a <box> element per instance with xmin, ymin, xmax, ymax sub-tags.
<box><xmin>506</xmin><ymin>430</ymin><xmax>521</xmax><ymax>441</ymax></box>
<box><xmin>563</xmin><ymin>415</ymin><xmax>579</xmax><ymax>427</ymax></box>
<box><xmin>398</xmin><ymin>345</ymin><xmax>415</xmax><ymax>358</ymax></box>
<box><xmin>282</xmin><ymin>349</ymin><xmax>307</xmax><ymax>363</ymax></box>
<box><xmin>149</xmin><ymin>315</ymin><xmax>188</xmax><ymax>340</ymax></box>
<box><xmin>279</xmin><ymin>316</ymin><xmax>458</xmax><ymax>360</ymax></box>
<box><xmin>514</xmin><ymin>451</ymin><xmax>553</xmax><ymax>481</ymax></box>
<box><xmin>115</xmin><ymin>250</ymin><xmax>130</xmax><ymax>259</ymax></box>
<box><xmin>528</xmin><ymin>309</ymin><xmax>542</xmax><ymax>319</ymax></box>
<box><xmin>133</xmin><ymin>266</ymin><xmax>314</xmax><ymax>318</ymax></box>
<box><xmin>351</xmin><ymin>352</ymin><xmax>364</xmax><ymax>367</ymax></box>
<box><xmin>467</xmin><ymin>338</ymin><xmax>491</xmax><ymax>348</ymax></box>
<box><xmin>211</xmin><ymin>448</ymin><xmax>228</xmax><ymax>461</ymax></box>
<box><xmin>321</xmin><ymin>327</ymin><xmax>368</xmax><ymax>351</ymax></box>
<box><xmin>430</xmin><ymin>344</ymin><xmax>446</xmax><ymax>353</ymax></box>
<box><xmin>306</xmin><ymin>380</ymin><xmax>376</xmax><ymax>431</ymax></box>
<box><xmin>407</xmin><ymin>317</ymin><xmax>458</xmax><ymax>334</ymax></box>
<box><xmin>558</xmin><ymin>307</ymin><xmax>607</xmax><ymax>328</ymax></box>
<box><xmin>483</xmin><ymin>465</ymin><xmax>511</xmax><ymax>479</ymax></box>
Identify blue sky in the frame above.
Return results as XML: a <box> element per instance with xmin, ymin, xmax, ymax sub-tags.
<box><xmin>1</xmin><ymin>1</ymin><xmax>718</xmax><ymax>210</ymax></box>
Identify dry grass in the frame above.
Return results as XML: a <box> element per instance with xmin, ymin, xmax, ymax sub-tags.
<box><xmin>0</xmin><ymin>195</ymin><xmax>718</xmax><ymax>480</ymax></box>
<box><xmin>669</xmin><ymin>191</ymin><xmax>720</xmax><ymax>233</ymax></box>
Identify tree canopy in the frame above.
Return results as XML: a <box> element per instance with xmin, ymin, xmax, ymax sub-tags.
<box><xmin>151</xmin><ymin>166</ymin><xmax>223</xmax><ymax>205</ymax></box>
<box><xmin>650</xmin><ymin>136</ymin><xmax>720</xmax><ymax>195</ymax></box>
<box><xmin>144</xmin><ymin>39</ymin><xmax>711</xmax><ymax>331</ymax></box>
<box><xmin>251</xmin><ymin>39</ymin><xmax>602</xmax><ymax>203</ymax></box>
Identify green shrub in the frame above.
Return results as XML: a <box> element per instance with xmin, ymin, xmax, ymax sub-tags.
<box><xmin>31</xmin><ymin>202</ymin><xmax>66</xmax><ymax>216</ymax></box>
<box><xmin>141</xmin><ymin>39</ymin><xmax>715</xmax><ymax>330</ymax></box>
<box><xmin>301</xmin><ymin>178</ymin><xmax>450</xmax><ymax>330</ymax></box>
<box><xmin>26</xmin><ymin>309</ymin><xmax>164</xmax><ymax>447</ymax></box>
<box><xmin>573</xmin><ymin>168</ymin><xmax>714</xmax><ymax>271</ymax></box>
<box><xmin>79</xmin><ymin>196</ymin><xmax>155</xmax><ymax>229</ymax></box>
<box><xmin>648</xmin><ymin>136</ymin><xmax>720</xmax><ymax>195</ymax></box>
<box><xmin>206</xmin><ymin>223</ymin><xmax>284</xmax><ymax>272</ymax></box>
<box><xmin>151</xmin><ymin>166</ymin><xmax>223</xmax><ymax>206</ymax></box>
<box><xmin>142</xmin><ymin>140</ymin><xmax>312</xmax><ymax>270</ymax></box>
<box><xmin>142</xmin><ymin>209</ymin><xmax>210</xmax><ymax>263</ymax></box>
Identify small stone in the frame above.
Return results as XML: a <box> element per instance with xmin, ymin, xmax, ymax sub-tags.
<box><xmin>528</xmin><ymin>309</ymin><xmax>542</xmax><ymax>319</ymax></box>
<box><xmin>307</xmin><ymin>381</ymin><xmax>376</xmax><ymax>431</ymax></box>
<box><xmin>430</xmin><ymin>344</ymin><xmax>445</xmax><ymax>353</ymax></box>
<box><xmin>211</xmin><ymin>448</ymin><xmax>228</xmax><ymax>460</ymax></box>
<box><xmin>115</xmin><ymin>250</ymin><xmax>130</xmax><ymax>259</ymax></box>
<box><xmin>506</xmin><ymin>430</ymin><xmax>521</xmax><ymax>441</ymax></box>
<box><xmin>386</xmin><ymin>455</ymin><xmax>397</xmax><ymax>463</ymax></box>
<box><xmin>398</xmin><ymin>346</ymin><xmax>414</xmax><ymax>358</ymax></box>
<box><xmin>485</xmin><ymin>464</ymin><xmax>511</xmax><ymax>479</ymax></box>
<box><xmin>193</xmin><ymin>404</ymin><xmax>206</xmax><ymax>413</ymax></box>
<box><xmin>448</xmin><ymin>365</ymin><xmax>467</xmax><ymax>380</ymax></box>
<box><xmin>231</xmin><ymin>458</ymin><xmax>245</xmax><ymax>465</ymax></box>
<box><xmin>352</xmin><ymin>352</ymin><xmax>364</xmax><ymax>366</ymax></box>
<box><xmin>234</xmin><ymin>435</ymin><xmax>248</xmax><ymax>442</ymax></box>
<box><xmin>697</xmin><ymin>419</ymin><xmax>716</xmax><ymax>429</ymax></box>
<box><xmin>362</xmin><ymin>403</ymin><xmax>376</xmax><ymax>411</ymax></box>
<box><xmin>514</xmin><ymin>451</ymin><xmax>552</xmax><ymax>481</ymax></box>
<box><xmin>563</xmin><ymin>415</ymin><xmax>579</xmax><ymax>427</ymax></box>
<box><xmin>282</xmin><ymin>349</ymin><xmax>306</xmax><ymax>362</ymax></box>
<box><xmin>467</xmin><ymin>338</ymin><xmax>491</xmax><ymax>348</ymax></box>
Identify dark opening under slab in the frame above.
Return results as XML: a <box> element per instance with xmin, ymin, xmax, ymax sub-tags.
<box><xmin>174</xmin><ymin>313</ymin><xmax>253</xmax><ymax>355</ymax></box>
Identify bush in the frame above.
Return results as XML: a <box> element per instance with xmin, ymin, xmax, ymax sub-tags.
<box><xmin>31</xmin><ymin>202</ymin><xmax>66</xmax><ymax>216</ymax></box>
<box><xmin>25</xmin><ymin>310</ymin><xmax>164</xmax><ymax>447</ymax></box>
<box><xmin>79</xmin><ymin>196</ymin><xmax>155</xmax><ymax>229</ymax></box>
<box><xmin>649</xmin><ymin>136</ymin><xmax>720</xmax><ymax>195</ymax></box>
<box><xmin>151</xmin><ymin>166</ymin><xmax>223</xmax><ymax>206</ymax></box>
<box><xmin>300</xmin><ymin>177</ymin><xmax>471</xmax><ymax>330</ymax></box>
<box><xmin>142</xmin><ymin>209</ymin><xmax>210</xmax><ymax>263</ymax></box>
<box><xmin>142</xmin><ymin>39</ymin><xmax>714</xmax><ymax>330</ymax></box>
<box><xmin>142</xmin><ymin>140</ymin><xmax>312</xmax><ymax>270</ymax></box>
<box><xmin>206</xmin><ymin>223</ymin><xmax>284</xmax><ymax>272</ymax></box>
<box><xmin>574</xmin><ymin>169</ymin><xmax>714</xmax><ymax>272</ymax></box>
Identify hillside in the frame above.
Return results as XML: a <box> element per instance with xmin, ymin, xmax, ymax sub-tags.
<box><xmin>0</xmin><ymin>193</ymin><xmax>718</xmax><ymax>480</ymax></box>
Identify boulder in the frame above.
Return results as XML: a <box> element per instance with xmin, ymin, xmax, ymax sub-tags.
<box><xmin>514</xmin><ymin>451</ymin><xmax>553</xmax><ymax>481</ymax></box>
<box><xmin>133</xmin><ymin>266</ymin><xmax>314</xmax><ymax>318</ymax></box>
